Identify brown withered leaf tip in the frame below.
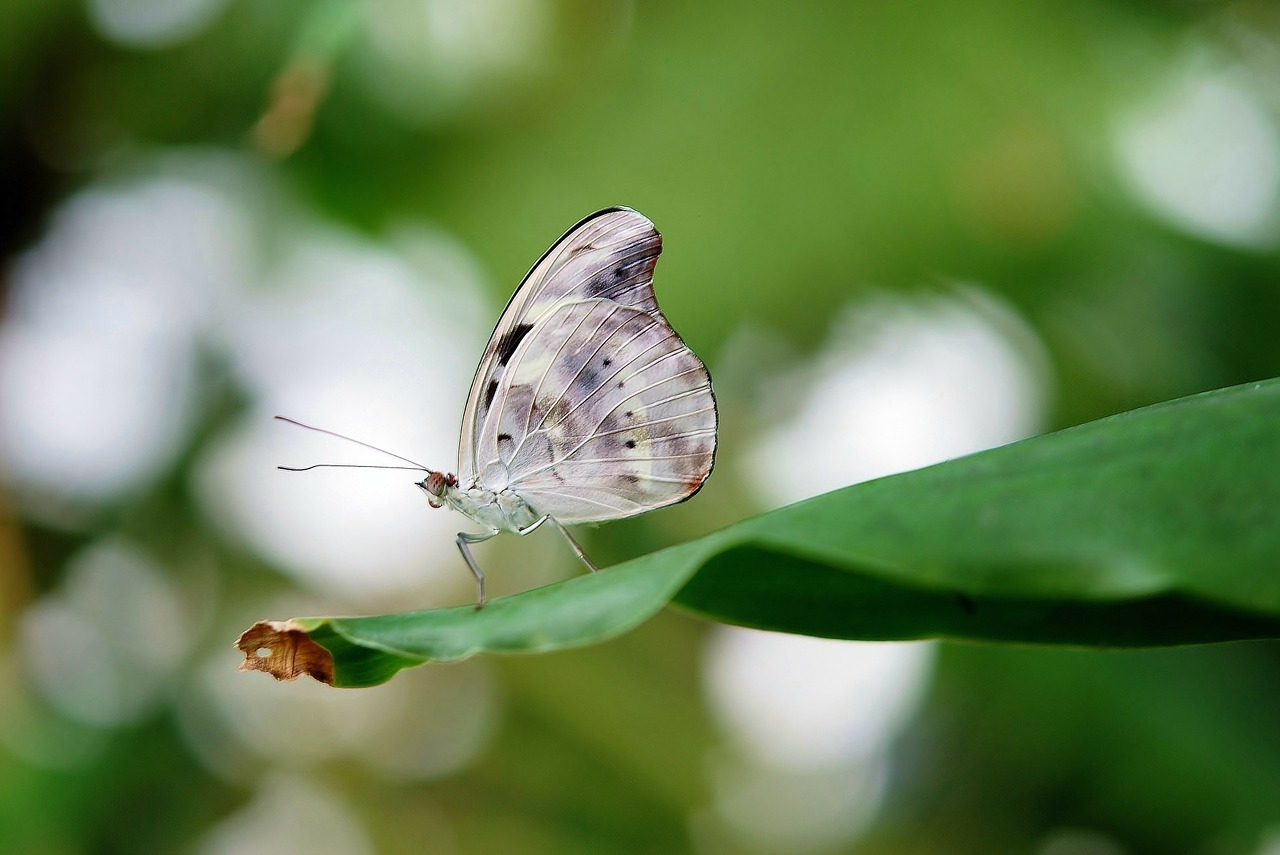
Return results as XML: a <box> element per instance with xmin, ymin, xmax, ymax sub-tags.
<box><xmin>235</xmin><ymin>620</ymin><xmax>334</xmax><ymax>684</ymax></box>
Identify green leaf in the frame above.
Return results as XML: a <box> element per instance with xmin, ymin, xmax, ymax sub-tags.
<box><xmin>237</xmin><ymin>379</ymin><xmax>1280</xmax><ymax>687</ymax></box>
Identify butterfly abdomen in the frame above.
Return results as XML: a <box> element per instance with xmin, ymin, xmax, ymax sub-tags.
<box><xmin>443</xmin><ymin>481</ymin><xmax>541</xmax><ymax>534</ymax></box>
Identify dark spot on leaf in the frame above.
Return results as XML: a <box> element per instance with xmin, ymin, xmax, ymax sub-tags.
<box><xmin>483</xmin><ymin>379</ymin><xmax>498</xmax><ymax>410</ymax></box>
<box><xmin>495</xmin><ymin>323</ymin><xmax>534</xmax><ymax>366</ymax></box>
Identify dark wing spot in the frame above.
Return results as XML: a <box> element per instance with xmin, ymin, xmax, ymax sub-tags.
<box><xmin>603</xmin><ymin>357</ymin><xmax>612</xmax><ymax>367</ymax></box>
<box><xmin>625</xmin><ymin>440</ymin><xmax>637</xmax><ymax>449</ymax></box>
<box><xmin>538</xmin><ymin>395</ymin><xmax>571</xmax><ymax>425</ymax></box>
<box><xmin>494</xmin><ymin>323</ymin><xmax>535</xmax><ymax>366</ymax></box>
<box><xmin>624</xmin><ymin>410</ymin><xmax>633</xmax><ymax>418</ymax></box>
<box><xmin>621</xmin><ymin>473</ymin><xmax>639</xmax><ymax>484</ymax></box>
<box><xmin>498</xmin><ymin>433</ymin><xmax>512</xmax><ymax>443</ymax></box>
<box><xmin>616</xmin><ymin>381</ymin><xmax>625</xmax><ymax>389</ymax></box>
<box><xmin>588</xmin><ymin>263</ymin><xmax>637</xmax><ymax>298</ymax></box>
<box><xmin>575</xmin><ymin>366</ymin><xmax>600</xmax><ymax>391</ymax></box>
<box><xmin>483</xmin><ymin>379</ymin><xmax>498</xmax><ymax>410</ymax></box>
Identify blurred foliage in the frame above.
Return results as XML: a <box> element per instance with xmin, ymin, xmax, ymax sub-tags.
<box><xmin>3</xmin><ymin>0</ymin><xmax>1280</xmax><ymax>853</ymax></box>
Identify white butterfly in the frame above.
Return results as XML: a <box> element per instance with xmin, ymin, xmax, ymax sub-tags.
<box><xmin>283</xmin><ymin>208</ymin><xmax>717</xmax><ymax>605</ymax></box>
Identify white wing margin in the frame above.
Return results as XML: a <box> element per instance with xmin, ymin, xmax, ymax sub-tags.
<box><xmin>457</xmin><ymin>208</ymin><xmax>663</xmax><ymax>485</ymax></box>
<box><xmin>474</xmin><ymin>299</ymin><xmax>716</xmax><ymax>523</ymax></box>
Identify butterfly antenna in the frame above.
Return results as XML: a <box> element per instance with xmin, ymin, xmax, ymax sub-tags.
<box><xmin>274</xmin><ymin>415</ymin><xmax>435</xmax><ymax>473</ymax></box>
<box><xmin>278</xmin><ymin>463</ymin><xmax>429</xmax><ymax>472</ymax></box>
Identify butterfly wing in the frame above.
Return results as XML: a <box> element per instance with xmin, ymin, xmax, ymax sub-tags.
<box><xmin>474</xmin><ymin>298</ymin><xmax>716</xmax><ymax>523</ymax></box>
<box><xmin>458</xmin><ymin>208</ymin><xmax>665</xmax><ymax>485</ymax></box>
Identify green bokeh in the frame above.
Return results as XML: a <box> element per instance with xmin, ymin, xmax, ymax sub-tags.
<box><xmin>2</xmin><ymin>0</ymin><xmax>1279</xmax><ymax>852</ymax></box>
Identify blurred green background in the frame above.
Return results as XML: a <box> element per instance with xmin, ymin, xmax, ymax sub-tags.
<box><xmin>3</xmin><ymin>0</ymin><xmax>1280</xmax><ymax>852</ymax></box>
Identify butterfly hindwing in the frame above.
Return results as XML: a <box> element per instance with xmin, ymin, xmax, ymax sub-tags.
<box><xmin>458</xmin><ymin>208</ymin><xmax>663</xmax><ymax>484</ymax></box>
<box><xmin>473</xmin><ymin>298</ymin><xmax>716</xmax><ymax>523</ymax></box>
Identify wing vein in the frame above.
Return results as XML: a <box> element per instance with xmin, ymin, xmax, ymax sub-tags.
<box><xmin>529</xmin><ymin>318</ymin><xmax>666</xmax><ymax>436</ymax></box>
<box><xmin>516</xmin><ymin>302</ymin><xmax>614</xmax><ymax>443</ymax></box>
<box><xmin>541</xmin><ymin>346</ymin><xmax>687</xmax><ymax>434</ymax></box>
<box><xmin>510</xmin><ymin>405</ymin><xmax>716</xmax><ymax>485</ymax></box>
<box><xmin>555</xmin><ymin>452</ymin><xmax>712</xmax><ymax>464</ymax></box>
<box><xmin>519</xmin><ymin>302</ymin><xmax>633</xmax><ymax>442</ymax></box>
<box><xmin>529</xmin><ymin>490</ymin><xmax>634</xmax><ymax>516</ymax></box>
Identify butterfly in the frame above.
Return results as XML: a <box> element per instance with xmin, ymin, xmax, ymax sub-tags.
<box><xmin>280</xmin><ymin>208</ymin><xmax>717</xmax><ymax>606</ymax></box>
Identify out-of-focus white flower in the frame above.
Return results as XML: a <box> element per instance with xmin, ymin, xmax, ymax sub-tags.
<box><xmin>87</xmin><ymin>0</ymin><xmax>233</xmax><ymax>48</ymax></box>
<box><xmin>1117</xmin><ymin>61</ymin><xmax>1280</xmax><ymax>248</ymax></box>
<box><xmin>0</xmin><ymin>172</ymin><xmax>252</xmax><ymax>515</ymax></box>
<box><xmin>197</xmin><ymin>774</ymin><xmax>376</xmax><ymax>855</ymax></box>
<box><xmin>742</xmin><ymin>288</ymin><xmax>1049</xmax><ymax>506</ymax></box>
<box><xmin>18</xmin><ymin>538</ymin><xmax>193</xmax><ymax>727</ymax></box>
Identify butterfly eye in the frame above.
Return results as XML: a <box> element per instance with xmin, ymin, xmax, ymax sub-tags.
<box><xmin>421</xmin><ymin>471</ymin><xmax>449</xmax><ymax>498</ymax></box>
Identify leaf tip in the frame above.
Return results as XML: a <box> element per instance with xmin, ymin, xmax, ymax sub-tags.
<box><xmin>235</xmin><ymin>619</ymin><xmax>335</xmax><ymax>684</ymax></box>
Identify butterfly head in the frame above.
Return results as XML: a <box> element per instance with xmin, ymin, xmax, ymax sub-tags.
<box><xmin>417</xmin><ymin>471</ymin><xmax>458</xmax><ymax>509</ymax></box>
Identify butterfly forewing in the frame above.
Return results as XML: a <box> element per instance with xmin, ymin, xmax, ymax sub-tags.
<box><xmin>475</xmin><ymin>299</ymin><xmax>715</xmax><ymax>523</ymax></box>
<box><xmin>458</xmin><ymin>209</ymin><xmax>663</xmax><ymax>484</ymax></box>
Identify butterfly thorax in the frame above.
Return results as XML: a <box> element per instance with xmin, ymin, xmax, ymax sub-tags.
<box><xmin>418</xmin><ymin>474</ymin><xmax>541</xmax><ymax>534</ymax></box>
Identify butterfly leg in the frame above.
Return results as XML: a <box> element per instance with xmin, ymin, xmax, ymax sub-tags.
<box><xmin>546</xmin><ymin>516</ymin><xmax>600</xmax><ymax>574</ymax></box>
<box><xmin>457</xmin><ymin>530</ymin><xmax>499</xmax><ymax>608</ymax></box>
